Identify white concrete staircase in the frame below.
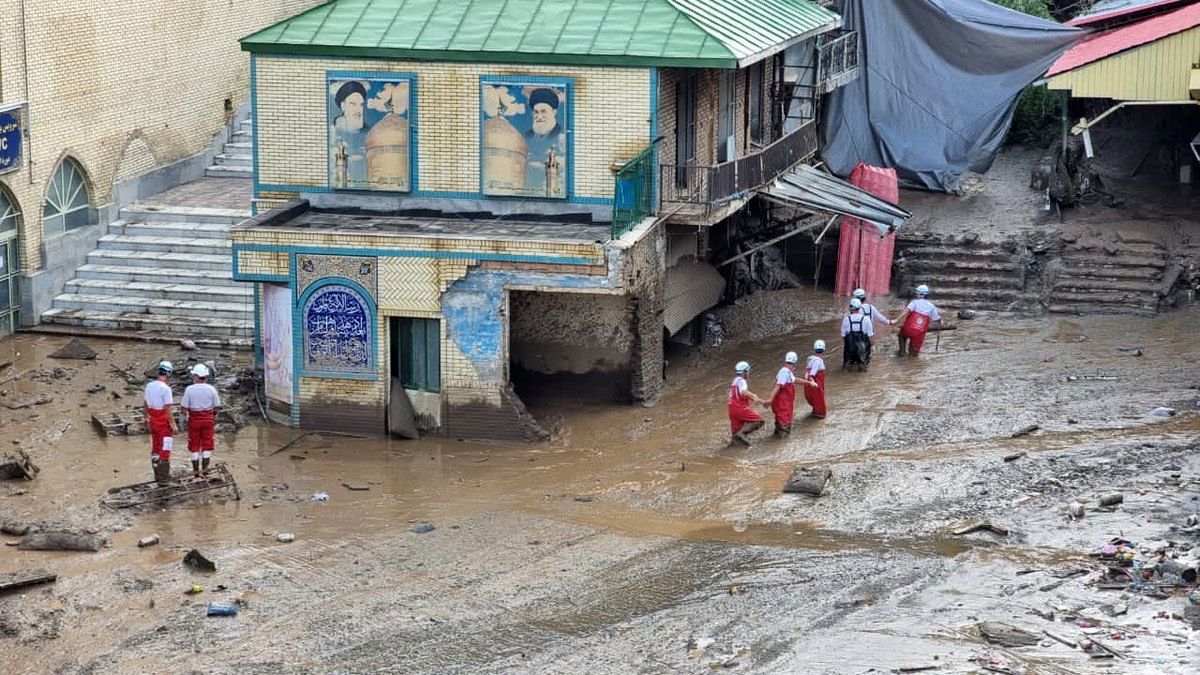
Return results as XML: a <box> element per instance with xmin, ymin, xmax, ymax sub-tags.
<box><xmin>205</xmin><ymin>118</ymin><xmax>252</xmax><ymax>179</ymax></box>
<box><xmin>40</xmin><ymin>205</ymin><xmax>253</xmax><ymax>348</ymax></box>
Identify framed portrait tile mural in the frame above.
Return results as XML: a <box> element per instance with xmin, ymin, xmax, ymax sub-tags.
<box><xmin>327</xmin><ymin>74</ymin><xmax>415</xmax><ymax>192</ymax></box>
<box><xmin>480</xmin><ymin>79</ymin><xmax>570</xmax><ymax>199</ymax></box>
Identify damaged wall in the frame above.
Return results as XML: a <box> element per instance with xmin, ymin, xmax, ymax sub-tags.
<box><xmin>509</xmin><ymin>291</ymin><xmax>633</xmax><ymax>375</ymax></box>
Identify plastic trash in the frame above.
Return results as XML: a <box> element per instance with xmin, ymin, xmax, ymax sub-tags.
<box><xmin>311</xmin><ymin>492</ymin><xmax>329</xmax><ymax>502</ymax></box>
<box><xmin>276</xmin><ymin>533</ymin><xmax>295</xmax><ymax>543</ymax></box>
<box><xmin>1150</xmin><ymin>407</ymin><xmax>1177</xmax><ymax>417</ymax></box>
<box><xmin>137</xmin><ymin>534</ymin><xmax>160</xmax><ymax>548</ymax></box>
<box><xmin>207</xmin><ymin>602</ymin><xmax>237</xmax><ymax>617</ymax></box>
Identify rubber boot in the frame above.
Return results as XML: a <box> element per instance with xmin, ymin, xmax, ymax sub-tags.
<box><xmin>191</xmin><ymin>460</ymin><xmax>200</xmax><ymax>474</ymax></box>
<box><xmin>201</xmin><ymin>457</ymin><xmax>210</xmax><ymax>472</ymax></box>
<box><xmin>153</xmin><ymin>458</ymin><xmax>170</xmax><ymax>485</ymax></box>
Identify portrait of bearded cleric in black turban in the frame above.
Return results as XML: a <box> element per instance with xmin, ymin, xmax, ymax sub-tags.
<box><xmin>481</xmin><ymin>81</ymin><xmax>568</xmax><ymax>198</ymax></box>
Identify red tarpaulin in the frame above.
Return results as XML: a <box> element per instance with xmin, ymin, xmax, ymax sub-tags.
<box><xmin>834</xmin><ymin>164</ymin><xmax>899</xmax><ymax>297</ymax></box>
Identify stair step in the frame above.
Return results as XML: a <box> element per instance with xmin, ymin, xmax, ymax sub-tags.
<box><xmin>1064</xmin><ymin>241</ymin><xmax>1166</xmax><ymax>257</ymax></box>
<box><xmin>898</xmin><ymin>259</ymin><xmax>1021</xmax><ymax>274</ymax></box>
<box><xmin>1057</xmin><ymin>263</ymin><xmax>1164</xmax><ymax>281</ymax></box>
<box><xmin>894</xmin><ymin>247</ymin><xmax>1016</xmax><ymax>263</ymax></box>
<box><xmin>88</xmin><ymin>249</ymin><xmax>231</xmax><ymax>271</ymax></box>
<box><xmin>97</xmin><ymin>233</ymin><xmax>231</xmax><ymax>256</ymax></box>
<box><xmin>1051</xmin><ymin>290</ymin><xmax>1160</xmax><ymax>306</ymax></box>
<box><xmin>52</xmin><ymin>293</ymin><xmax>252</xmax><ymax>320</ymax></box>
<box><xmin>902</xmin><ymin>273</ymin><xmax>1023</xmax><ymax>290</ymax></box>
<box><xmin>1052</xmin><ymin>277</ymin><xmax>1163</xmax><ymax>294</ymax></box>
<box><xmin>40</xmin><ymin>307</ymin><xmax>253</xmax><ymax>339</ymax></box>
<box><xmin>205</xmin><ymin>165</ymin><xmax>252</xmax><ymax>179</ymax></box>
<box><xmin>215</xmin><ymin>153</ymin><xmax>252</xmax><ymax>168</ymax></box>
<box><xmin>64</xmin><ymin>278</ymin><xmax>251</xmax><ymax>303</ymax></box>
<box><xmin>120</xmin><ymin>205</ymin><xmax>248</xmax><ymax>225</ymax></box>
<box><xmin>240</xmin><ymin>119</ymin><xmax>253</xmax><ymax>131</ymax></box>
<box><xmin>108</xmin><ymin>220</ymin><xmax>231</xmax><ymax>240</ymax></box>
<box><xmin>1060</xmin><ymin>252</ymin><xmax>1166</xmax><ymax>269</ymax></box>
<box><xmin>230</xmin><ymin>130</ymin><xmax>252</xmax><ymax>143</ymax></box>
<box><xmin>224</xmin><ymin>141</ymin><xmax>252</xmax><ymax>151</ymax></box>
<box><xmin>1048</xmin><ymin>302</ymin><xmax>1158</xmax><ymax>317</ymax></box>
<box><xmin>74</xmin><ymin>263</ymin><xmax>240</xmax><ymax>287</ymax></box>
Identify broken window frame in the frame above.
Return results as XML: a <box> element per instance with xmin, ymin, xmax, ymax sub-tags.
<box><xmin>397</xmin><ymin>317</ymin><xmax>441</xmax><ymax>393</ymax></box>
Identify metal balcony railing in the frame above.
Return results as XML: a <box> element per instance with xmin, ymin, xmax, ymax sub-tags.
<box><xmin>816</xmin><ymin>30</ymin><xmax>859</xmax><ymax>94</ymax></box>
<box><xmin>659</xmin><ymin>120</ymin><xmax>819</xmax><ymax>216</ymax></box>
<box><xmin>611</xmin><ymin>144</ymin><xmax>657</xmax><ymax>239</ymax></box>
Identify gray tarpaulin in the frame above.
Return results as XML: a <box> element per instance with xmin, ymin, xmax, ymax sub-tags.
<box><xmin>821</xmin><ymin>0</ymin><xmax>1083</xmax><ymax>192</ymax></box>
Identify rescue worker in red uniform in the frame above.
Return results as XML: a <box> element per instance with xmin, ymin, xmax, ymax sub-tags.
<box><xmin>143</xmin><ymin>361</ymin><xmax>178</xmax><ymax>484</ymax></box>
<box><xmin>895</xmin><ymin>284</ymin><xmax>942</xmax><ymax>356</ymax></box>
<box><xmin>769</xmin><ymin>352</ymin><xmax>800</xmax><ymax>437</ymax></box>
<box><xmin>803</xmin><ymin>340</ymin><xmax>827</xmax><ymax>419</ymax></box>
<box><xmin>181</xmin><ymin>363</ymin><xmax>221</xmax><ymax>473</ymax></box>
<box><xmin>728</xmin><ymin>361</ymin><xmax>765</xmax><ymax>446</ymax></box>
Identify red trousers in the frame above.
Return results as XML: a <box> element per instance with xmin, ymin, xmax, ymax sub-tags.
<box><xmin>804</xmin><ymin>371</ymin><xmax>827</xmax><ymax>418</ymax></box>
<box><xmin>901</xmin><ymin>313</ymin><xmax>931</xmax><ymax>354</ymax></box>
<box><xmin>772</xmin><ymin>383</ymin><xmax>796</xmax><ymax>427</ymax></box>
<box><xmin>147</xmin><ymin>410</ymin><xmax>173</xmax><ymax>461</ymax></box>
<box><xmin>187</xmin><ymin>410</ymin><xmax>215</xmax><ymax>453</ymax></box>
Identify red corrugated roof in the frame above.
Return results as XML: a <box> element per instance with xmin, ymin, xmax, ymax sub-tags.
<box><xmin>1048</xmin><ymin>2</ymin><xmax>1200</xmax><ymax>76</ymax></box>
<box><xmin>1066</xmin><ymin>0</ymin><xmax>1193</xmax><ymax>28</ymax></box>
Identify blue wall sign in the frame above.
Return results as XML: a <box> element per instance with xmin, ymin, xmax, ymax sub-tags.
<box><xmin>303</xmin><ymin>284</ymin><xmax>372</xmax><ymax>374</ymax></box>
<box><xmin>0</xmin><ymin>105</ymin><xmax>24</xmax><ymax>176</ymax></box>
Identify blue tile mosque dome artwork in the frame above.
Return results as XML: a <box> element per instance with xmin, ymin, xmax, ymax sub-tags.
<box><xmin>303</xmin><ymin>284</ymin><xmax>372</xmax><ymax>374</ymax></box>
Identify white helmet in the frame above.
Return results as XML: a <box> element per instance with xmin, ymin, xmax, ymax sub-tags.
<box><xmin>191</xmin><ymin>363</ymin><xmax>210</xmax><ymax>378</ymax></box>
<box><xmin>735</xmin><ymin>361</ymin><xmax>751</xmax><ymax>373</ymax></box>
<box><xmin>850</xmin><ymin>298</ymin><xmax>863</xmax><ymax>310</ymax></box>
<box><xmin>813</xmin><ymin>340</ymin><xmax>826</xmax><ymax>352</ymax></box>
<box><xmin>785</xmin><ymin>351</ymin><xmax>799</xmax><ymax>364</ymax></box>
<box><xmin>157</xmin><ymin>361</ymin><xmax>174</xmax><ymax>375</ymax></box>
<box><xmin>916</xmin><ymin>284</ymin><xmax>930</xmax><ymax>296</ymax></box>
<box><xmin>852</xmin><ymin>288</ymin><xmax>867</xmax><ymax>300</ymax></box>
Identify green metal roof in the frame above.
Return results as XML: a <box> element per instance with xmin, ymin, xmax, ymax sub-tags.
<box><xmin>241</xmin><ymin>0</ymin><xmax>841</xmax><ymax>68</ymax></box>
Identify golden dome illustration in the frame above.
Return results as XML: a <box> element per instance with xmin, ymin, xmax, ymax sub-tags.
<box><xmin>365</xmin><ymin>112</ymin><xmax>410</xmax><ymax>189</ymax></box>
<box><xmin>483</xmin><ymin>116</ymin><xmax>526</xmax><ymax>195</ymax></box>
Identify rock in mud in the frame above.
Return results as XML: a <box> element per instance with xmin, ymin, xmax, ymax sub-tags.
<box><xmin>18</xmin><ymin>530</ymin><xmax>106</xmax><ymax>552</ymax></box>
<box><xmin>977</xmin><ymin>621</ymin><xmax>1040</xmax><ymax>647</ymax></box>
<box><xmin>1010</xmin><ymin>424</ymin><xmax>1039</xmax><ymax>437</ymax></box>
<box><xmin>410</xmin><ymin>523</ymin><xmax>436</xmax><ymax>534</ymax></box>
<box><xmin>180</xmin><ymin>339</ymin><xmax>198</xmax><ymax>351</ymax></box>
<box><xmin>956</xmin><ymin>309</ymin><xmax>977</xmax><ymax>320</ymax></box>
<box><xmin>0</xmin><ymin>450</ymin><xmax>39</xmax><ymax>480</ymax></box>
<box><xmin>183</xmin><ymin>549</ymin><xmax>217</xmax><ymax>572</ymax></box>
<box><xmin>48</xmin><ymin>338</ymin><xmax>97</xmax><ymax>361</ymax></box>
<box><xmin>1</xmin><ymin>522</ymin><xmax>30</xmax><ymax>536</ymax></box>
<box><xmin>1150</xmin><ymin>407</ymin><xmax>1176</xmax><ymax>417</ymax></box>
<box><xmin>783</xmin><ymin>467</ymin><xmax>831</xmax><ymax>496</ymax></box>
<box><xmin>1098</xmin><ymin>493</ymin><xmax>1123</xmax><ymax>507</ymax></box>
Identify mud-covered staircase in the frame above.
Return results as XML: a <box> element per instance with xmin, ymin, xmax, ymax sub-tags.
<box><xmin>892</xmin><ymin>236</ymin><xmax>1030</xmax><ymax>311</ymax></box>
<box><xmin>1049</xmin><ymin>235</ymin><xmax>1169</xmax><ymax>316</ymax></box>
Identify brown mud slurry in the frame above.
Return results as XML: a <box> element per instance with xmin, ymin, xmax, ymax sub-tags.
<box><xmin>2</xmin><ymin>299</ymin><xmax>1200</xmax><ymax>673</ymax></box>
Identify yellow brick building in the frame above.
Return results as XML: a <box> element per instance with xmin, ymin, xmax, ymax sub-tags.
<box><xmin>0</xmin><ymin>0</ymin><xmax>322</xmax><ymax>338</ymax></box>
<box><xmin>236</xmin><ymin>0</ymin><xmax>842</xmax><ymax>438</ymax></box>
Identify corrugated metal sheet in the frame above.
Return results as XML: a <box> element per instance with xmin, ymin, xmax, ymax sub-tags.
<box><xmin>1067</xmin><ymin>0</ymin><xmax>1193</xmax><ymax>27</ymax></box>
<box><xmin>834</xmin><ymin>164</ymin><xmax>898</xmax><ymax>297</ymax></box>
<box><xmin>242</xmin><ymin>0</ymin><xmax>839</xmax><ymax>68</ymax></box>
<box><xmin>1046</xmin><ymin>22</ymin><xmax>1200</xmax><ymax>100</ymax></box>
<box><xmin>762</xmin><ymin>164</ymin><xmax>911</xmax><ymax>235</ymax></box>
<box><xmin>1048</xmin><ymin>3</ymin><xmax>1200</xmax><ymax>77</ymax></box>
<box><xmin>663</xmin><ymin>261</ymin><xmax>725</xmax><ymax>335</ymax></box>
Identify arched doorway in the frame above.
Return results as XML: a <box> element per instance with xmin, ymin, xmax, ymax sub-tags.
<box><xmin>0</xmin><ymin>184</ymin><xmax>21</xmax><ymax>338</ymax></box>
<box><xmin>42</xmin><ymin>157</ymin><xmax>93</xmax><ymax>238</ymax></box>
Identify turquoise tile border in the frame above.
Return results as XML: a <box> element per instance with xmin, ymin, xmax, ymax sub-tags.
<box><xmin>231</xmin><ymin>243</ymin><xmax>601</xmax><ymax>269</ymax></box>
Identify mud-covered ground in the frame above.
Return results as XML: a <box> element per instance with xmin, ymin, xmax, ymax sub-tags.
<box><xmin>2</xmin><ymin>298</ymin><xmax>1199</xmax><ymax>674</ymax></box>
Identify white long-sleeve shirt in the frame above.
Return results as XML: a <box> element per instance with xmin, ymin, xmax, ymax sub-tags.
<box><xmin>862</xmin><ymin>303</ymin><xmax>890</xmax><ymax>325</ymax></box>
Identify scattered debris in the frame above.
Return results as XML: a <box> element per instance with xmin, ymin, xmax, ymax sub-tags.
<box><xmin>102</xmin><ymin>462</ymin><xmax>240</xmax><ymax>508</ymax></box>
<box><xmin>137</xmin><ymin>534</ymin><xmax>160</xmax><ymax>548</ymax></box>
<box><xmin>1067</xmin><ymin>501</ymin><xmax>1086</xmax><ymax>519</ymax></box>
<box><xmin>1114</xmin><ymin>346</ymin><xmax>1144</xmax><ymax>356</ymax></box>
<box><xmin>783</xmin><ymin>466</ymin><xmax>832</xmax><ymax>496</ymax></box>
<box><xmin>310</xmin><ymin>492</ymin><xmax>329</xmax><ymax>502</ymax></box>
<box><xmin>276</xmin><ymin>533</ymin><xmax>295</xmax><ymax>543</ymax></box>
<box><xmin>956</xmin><ymin>309</ymin><xmax>976</xmax><ymax>320</ymax></box>
<box><xmin>1097</xmin><ymin>493</ymin><xmax>1123</xmax><ymax>507</ymax></box>
<box><xmin>180</xmin><ymin>339</ymin><xmax>198</xmax><ymax>351</ymax></box>
<box><xmin>183</xmin><ymin>549</ymin><xmax>217</xmax><ymax>572</ymax></box>
<box><xmin>0</xmin><ymin>450</ymin><xmax>40</xmax><ymax>480</ymax></box>
<box><xmin>342</xmin><ymin>483</ymin><xmax>370</xmax><ymax>491</ymax></box>
<box><xmin>410</xmin><ymin>523</ymin><xmax>436</xmax><ymax>534</ymax></box>
<box><xmin>1002</xmin><ymin>451</ymin><xmax>1026</xmax><ymax>462</ymax></box>
<box><xmin>1</xmin><ymin>522</ymin><xmax>30</xmax><ymax>536</ymax></box>
<box><xmin>19</xmin><ymin>530</ymin><xmax>106</xmax><ymax>552</ymax></box>
<box><xmin>1150</xmin><ymin>407</ymin><xmax>1177</xmax><ymax>417</ymax></box>
<box><xmin>3</xmin><ymin>394</ymin><xmax>52</xmax><ymax>410</ymax></box>
<box><xmin>0</xmin><ymin>569</ymin><xmax>57</xmax><ymax>594</ymax></box>
<box><xmin>1066</xmin><ymin>374</ymin><xmax>1117</xmax><ymax>382</ymax></box>
<box><xmin>952</xmin><ymin>521</ymin><xmax>1009</xmax><ymax>537</ymax></box>
<box><xmin>186</xmin><ymin>585</ymin><xmax>204</xmax><ymax>595</ymax></box>
<box><xmin>206</xmin><ymin>602</ymin><xmax>237</xmax><ymax>617</ymax></box>
<box><xmin>86</xmin><ymin>384</ymin><xmax>106</xmax><ymax>394</ymax></box>
<box><xmin>977</xmin><ymin>621</ymin><xmax>1040</xmax><ymax>647</ymax></box>
<box><xmin>1010</xmin><ymin>424</ymin><xmax>1039</xmax><ymax>437</ymax></box>
<box><xmin>573</xmin><ymin>495</ymin><xmax>594</xmax><ymax>503</ymax></box>
<box><xmin>49</xmin><ymin>338</ymin><xmax>97</xmax><ymax>360</ymax></box>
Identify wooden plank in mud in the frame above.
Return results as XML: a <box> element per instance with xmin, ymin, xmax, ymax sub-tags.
<box><xmin>0</xmin><ymin>569</ymin><xmax>57</xmax><ymax>593</ymax></box>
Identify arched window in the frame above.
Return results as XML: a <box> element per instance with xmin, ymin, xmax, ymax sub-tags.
<box><xmin>0</xmin><ymin>185</ymin><xmax>21</xmax><ymax>338</ymax></box>
<box><xmin>0</xmin><ymin>186</ymin><xmax>18</xmax><ymax>235</ymax></box>
<box><xmin>42</xmin><ymin>158</ymin><xmax>92</xmax><ymax>237</ymax></box>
